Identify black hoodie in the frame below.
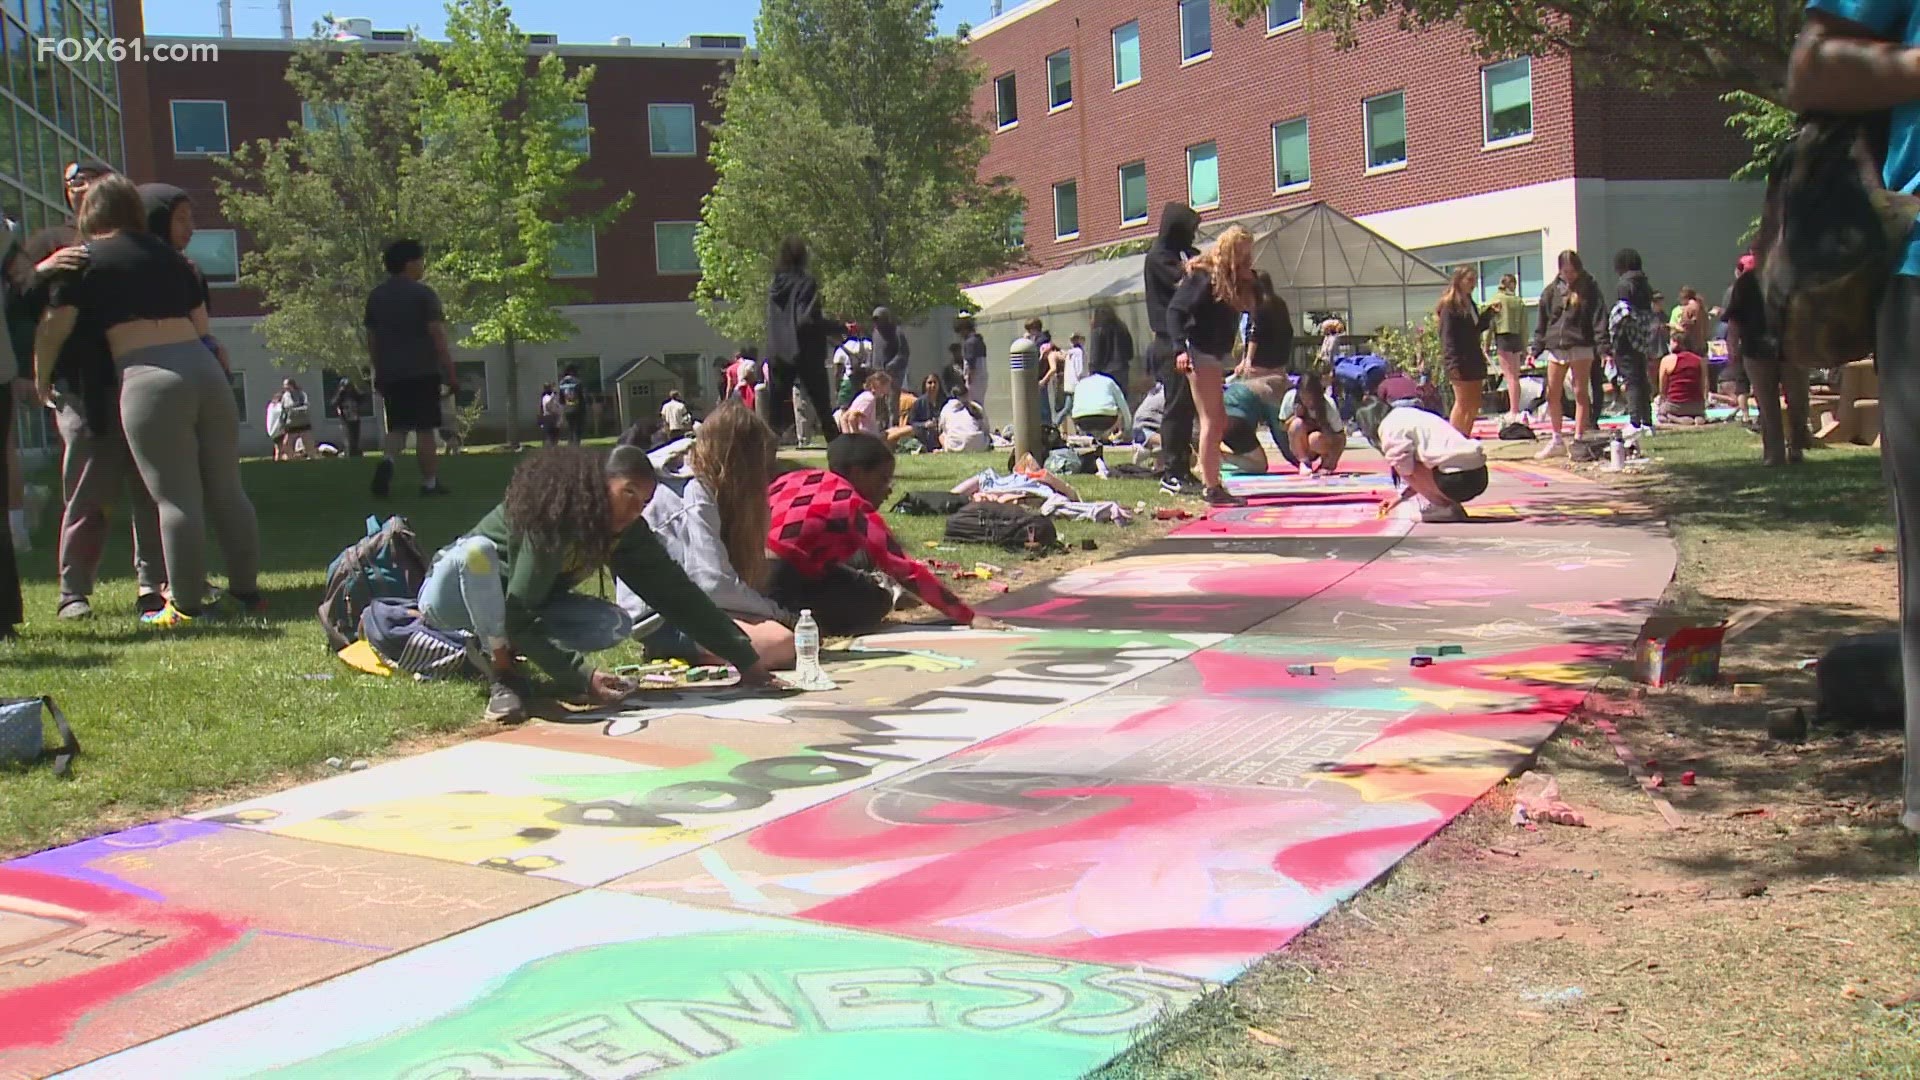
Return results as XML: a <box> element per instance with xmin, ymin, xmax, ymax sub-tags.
<box><xmin>1144</xmin><ymin>203</ymin><xmax>1200</xmax><ymax>339</ymax></box>
<box><xmin>138</xmin><ymin>183</ymin><xmax>213</xmax><ymax>312</ymax></box>
<box><xmin>1167</xmin><ymin>269</ymin><xmax>1242</xmax><ymax>359</ymax></box>
<box><xmin>765</xmin><ymin>270</ymin><xmax>835</xmax><ymax>368</ymax></box>
<box><xmin>1089</xmin><ymin>313</ymin><xmax>1135</xmax><ymax>379</ymax></box>
<box><xmin>19</xmin><ymin>225</ymin><xmax>117</xmax><ymax>434</ymax></box>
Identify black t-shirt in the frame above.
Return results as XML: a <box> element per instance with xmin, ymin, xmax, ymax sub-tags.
<box><xmin>47</xmin><ymin>232</ymin><xmax>203</xmax><ymax>330</ymax></box>
<box><xmin>363</xmin><ymin>275</ymin><xmax>445</xmax><ymax>383</ymax></box>
<box><xmin>1247</xmin><ymin>295</ymin><xmax>1294</xmax><ymax>370</ymax></box>
<box><xmin>1722</xmin><ymin>272</ymin><xmax>1776</xmax><ymax>361</ymax></box>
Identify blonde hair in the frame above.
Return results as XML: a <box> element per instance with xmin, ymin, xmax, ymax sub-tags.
<box><xmin>1191</xmin><ymin>225</ymin><xmax>1257</xmax><ymax>311</ymax></box>
<box><xmin>687</xmin><ymin>402</ymin><xmax>776</xmax><ymax>589</ymax></box>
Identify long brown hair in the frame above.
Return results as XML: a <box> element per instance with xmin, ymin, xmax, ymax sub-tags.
<box><xmin>1190</xmin><ymin>225</ymin><xmax>1257</xmax><ymax>311</ymax></box>
<box><xmin>1556</xmin><ymin>250</ymin><xmax>1588</xmax><ymax>307</ymax></box>
<box><xmin>1436</xmin><ymin>265</ymin><xmax>1477</xmax><ymax>318</ymax></box>
<box><xmin>687</xmin><ymin>402</ymin><xmax>776</xmax><ymax>589</ymax></box>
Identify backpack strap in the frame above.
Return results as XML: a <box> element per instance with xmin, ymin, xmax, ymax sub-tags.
<box><xmin>42</xmin><ymin>697</ymin><xmax>78</xmax><ymax>778</ymax></box>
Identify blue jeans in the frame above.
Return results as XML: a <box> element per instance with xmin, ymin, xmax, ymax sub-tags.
<box><xmin>419</xmin><ymin>535</ymin><xmax>632</xmax><ymax>658</ymax></box>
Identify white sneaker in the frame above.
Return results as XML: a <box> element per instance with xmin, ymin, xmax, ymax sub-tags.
<box><xmin>1534</xmin><ymin>437</ymin><xmax>1566</xmax><ymax>460</ymax></box>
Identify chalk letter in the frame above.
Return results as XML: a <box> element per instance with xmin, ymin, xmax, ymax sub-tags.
<box><xmin>794</xmin><ymin>967</ymin><xmax>938</xmax><ymax>1031</ymax></box>
<box><xmin>1056</xmin><ymin>970</ymin><xmax>1208</xmax><ymax>1036</ymax></box>
<box><xmin>628</xmin><ymin>973</ymin><xmax>797</xmax><ymax>1058</ymax></box>
<box><xmin>520</xmin><ymin>1016</ymin><xmax>675</xmax><ymax>1079</ymax></box>
<box><xmin>396</xmin><ymin>1052</ymin><xmax>575</xmax><ymax>1080</ymax></box>
<box><xmin>947</xmin><ymin>961</ymin><xmax>1074</xmax><ymax>1030</ymax></box>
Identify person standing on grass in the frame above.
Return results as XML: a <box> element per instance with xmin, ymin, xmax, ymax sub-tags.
<box><xmin>1144</xmin><ymin>202</ymin><xmax>1203</xmax><ymax>495</ymax></box>
<box><xmin>660</xmin><ymin>389</ymin><xmax>694</xmax><ymax>440</ymax></box>
<box><xmin>1721</xmin><ymin>251</ymin><xmax>1808</xmax><ymax>466</ymax></box>
<box><xmin>1608</xmin><ymin>257</ymin><xmax>1663</xmax><ymax>434</ymax></box>
<box><xmin>873</xmin><ymin>306</ymin><xmax>910</xmax><ymax>430</ymax></box>
<box><xmin>1167</xmin><ymin>224</ymin><xmax>1258</xmax><ymax>508</ymax></box>
<box><xmin>765</xmin><ymin>237</ymin><xmax>843</xmax><ymax>445</ymax></box>
<box><xmin>364</xmin><ymin>239</ymin><xmax>454</xmax><ymax>498</ymax></box>
<box><xmin>420</xmin><ymin>445</ymin><xmax>779</xmax><ymax>724</ymax></box>
<box><xmin>956</xmin><ymin>312</ymin><xmax>990</xmax><ymax>431</ymax></box>
<box><xmin>35</xmin><ymin>175</ymin><xmax>263</xmax><ymax>628</ymax></box>
<box><xmin>4</xmin><ymin>234</ymin><xmax>39</xmax><ymax>557</ymax></box>
<box><xmin>276</xmin><ymin>378</ymin><xmax>314</xmax><ymax>461</ymax></box>
<box><xmin>0</xmin><ymin>224</ymin><xmax>22</xmax><ymax>640</ymax></box>
<box><xmin>1436</xmin><ymin>266</ymin><xmax>1497</xmax><ymax>437</ymax></box>
<box><xmin>764</xmin><ymin>433</ymin><xmax>1006</xmax><ymax>636</ymax></box>
<box><xmin>556</xmin><ymin>365</ymin><xmax>587</xmax><ymax>445</ymax></box>
<box><xmin>332</xmin><ymin>376</ymin><xmax>368</xmax><ymax>457</ymax></box>
<box><xmin>1487</xmin><ymin>273</ymin><xmax>1529</xmax><ymax>421</ymax></box>
<box><xmin>536</xmin><ymin>383</ymin><xmax>562</xmax><ymax>447</ymax></box>
<box><xmin>1088</xmin><ymin>302</ymin><xmax>1136</xmax><ymax>398</ymax></box>
<box><xmin>1530</xmin><ymin>250</ymin><xmax>1607</xmax><ymax>458</ymax></box>
<box><xmin>25</xmin><ymin>162</ymin><xmax>167</xmax><ymax>620</ymax></box>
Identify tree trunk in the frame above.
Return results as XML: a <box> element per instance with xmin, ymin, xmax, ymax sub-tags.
<box><xmin>503</xmin><ymin>331</ymin><xmax>523</xmax><ymax>450</ymax></box>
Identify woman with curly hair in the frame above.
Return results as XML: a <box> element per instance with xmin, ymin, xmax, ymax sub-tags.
<box><xmin>1167</xmin><ymin>224</ymin><xmax>1258</xmax><ymax>506</ymax></box>
<box><xmin>418</xmin><ymin>445</ymin><xmax>775</xmax><ymax>723</ymax></box>
<box><xmin>616</xmin><ymin>403</ymin><xmax>797</xmax><ymax>669</ymax></box>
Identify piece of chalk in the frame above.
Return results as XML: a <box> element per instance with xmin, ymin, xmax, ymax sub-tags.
<box><xmin>1410</xmin><ymin>656</ymin><xmax>1434</xmax><ymax>667</ymax></box>
<box><xmin>1286</xmin><ymin>664</ymin><xmax>1315</xmax><ymax>676</ymax></box>
<box><xmin>1436</xmin><ymin>645</ymin><xmax>1465</xmax><ymax>656</ymax></box>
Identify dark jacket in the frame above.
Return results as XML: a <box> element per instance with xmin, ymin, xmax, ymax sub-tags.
<box><xmin>874</xmin><ymin>323</ymin><xmax>909</xmax><ymax>376</ymax></box>
<box><xmin>765</xmin><ymin>270</ymin><xmax>835</xmax><ymax>369</ymax></box>
<box><xmin>1089</xmin><ymin>316</ymin><xmax>1135</xmax><ymax>379</ymax></box>
<box><xmin>1167</xmin><ymin>269</ymin><xmax>1242</xmax><ymax>359</ymax></box>
<box><xmin>23</xmin><ymin>225</ymin><xmax>117</xmax><ymax>434</ymax></box>
<box><xmin>137</xmin><ymin>183</ymin><xmax>213</xmax><ymax>312</ymax></box>
<box><xmin>1439</xmin><ymin>300</ymin><xmax>1496</xmax><ymax>370</ymax></box>
<box><xmin>1144</xmin><ymin>203</ymin><xmax>1201</xmax><ymax>339</ymax></box>
<box><xmin>1530</xmin><ymin>273</ymin><xmax>1608</xmax><ymax>357</ymax></box>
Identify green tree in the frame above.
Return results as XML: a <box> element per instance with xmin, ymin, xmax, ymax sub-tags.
<box><xmin>417</xmin><ymin>0</ymin><xmax>631</xmax><ymax>443</ymax></box>
<box><xmin>1214</xmin><ymin>0</ymin><xmax>1801</xmax><ymax>100</ymax></box>
<box><xmin>696</xmin><ymin>0</ymin><xmax>1025</xmax><ymax>342</ymax></box>
<box><xmin>216</xmin><ymin>35</ymin><xmax>449</xmax><ymax>381</ymax></box>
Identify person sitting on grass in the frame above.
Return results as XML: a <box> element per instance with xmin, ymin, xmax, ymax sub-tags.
<box><xmin>1070</xmin><ymin>355</ymin><xmax>1134</xmax><ymax>443</ymax></box>
<box><xmin>938</xmin><ymin>386</ymin><xmax>990</xmax><ymax>453</ymax></box>
<box><xmin>904</xmin><ymin>374</ymin><xmax>948</xmax><ymax>453</ymax></box>
<box><xmin>1219</xmin><ymin>372</ymin><xmax>1292</xmax><ymax>475</ymax></box>
<box><xmin>615</xmin><ymin>404</ymin><xmax>797</xmax><ymax>671</ymax></box>
<box><xmin>1656</xmin><ymin>325</ymin><xmax>1709</xmax><ymax>424</ymax></box>
<box><xmin>1370</xmin><ymin>375</ymin><xmax>1489</xmax><ymax>524</ymax></box>
<box><xmin>765</xmin><ymin>433</ymin><xmax>1007</xmax><ymax>636</ymax></box>
<box><xmin>419</xmin><ymin>445</ymin><xmax>777</xmax><ymax>723</ymax></box>
<box><xmin>1280</xmin><ymin>370</ymin><xmax>1347</xmax><ymax>476</ymax></box>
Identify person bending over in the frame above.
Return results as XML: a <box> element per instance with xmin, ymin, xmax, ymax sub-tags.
<box><xmin>766</xmin><ymin>433</ymin><xmax>1006</xmax><ymax>635</ymax></box>
<box><xmin>616</xmin><ymin>404</ymin><xmax>797</xmax><ymax>670</ymax></box>
<box><xmin>1372</xmin><ymin>376</ymin><xmax>1489</xmax><ymax>524</ymax></box>
<box><xmin>419</xmin><ymin>445</ymin><xmax>776</xmax><ymax>723</ymax></box>
<box><xmin>1282</xmin><ymin>371</ymin><xmax>1347</xmax><ymax>475</ymax></box>
<box><xmin>1070</xmin><ymin>357</ymin><xmax>1133</xmax><ymax>443</ymax></box>
<box><xmin>1220</xmin><ymin>373</ymin><xmax>1291</xmax><ymax>475</ymax></box>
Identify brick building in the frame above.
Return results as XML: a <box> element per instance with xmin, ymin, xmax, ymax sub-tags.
<box><xmin>965</xmin><ymin>0</ymin><xmax>1761</xmax><ymax>325</ymax></box>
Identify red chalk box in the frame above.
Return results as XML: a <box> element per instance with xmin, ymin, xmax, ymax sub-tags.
<box><xmin>1634</xmin><ymin>618</ymin><xmax>1727</xmax><ymax>687</ymax></box>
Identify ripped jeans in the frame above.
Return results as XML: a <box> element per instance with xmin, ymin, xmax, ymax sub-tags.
<box><xmin>418</xmin><ymin>535</ymin><xmax>631</xmax><ymax>656</ymax></box>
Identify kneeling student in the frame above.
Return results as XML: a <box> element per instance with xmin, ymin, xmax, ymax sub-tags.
<box><xmin>1372</xmin><ymin>376</ymin><xmax>1488</xmax><ymax>524</ymax></box>
<box><xmin>766</xmin><ymin>434</ymin><xmax>1006</xmax><ymax>635</ymax></box>
<box><xmin>419</xmin><ymin>445</ymin><xmax>776</xmax><ymax>723</ymax></box>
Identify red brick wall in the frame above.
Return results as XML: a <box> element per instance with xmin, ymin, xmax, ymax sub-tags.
<box><xmin>110</xmin><ymin>0</ymin><xmax>154</xmax><ymax>181</ymax></box>
<box><xmin>1571</xmin><ymin>80</ymin><xmax>1753</xmax><ymax>181</ymax></box>
<box><xmin>132</xmin><ymin>44</ymin><xmax>731</xmax><ymax>316</ymax></box>
<box><xmin>971</xmin><ymin>1</ymin><xmax>1578</xmax><ymax>279</ymax></box>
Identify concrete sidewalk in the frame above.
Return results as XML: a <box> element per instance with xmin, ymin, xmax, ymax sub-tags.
<box><xmin>3</xmin><ymin>453</ymin><xmax>1676</xmax><ymax>1079</ymax></box>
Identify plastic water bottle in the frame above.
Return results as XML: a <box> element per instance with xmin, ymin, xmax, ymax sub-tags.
<box><xmin>1608</xmin><ymin>432</ymin><xmax>1626</xmax><ymax>471</ymax></box>
<box><xmin>794</xmin><ymin>609</ymin><xmax>821</xmax><ymax>678</ymax></box>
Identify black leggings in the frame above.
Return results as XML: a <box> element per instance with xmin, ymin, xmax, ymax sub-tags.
<box><xmin>766</xmin><ymin>558</ymin><xmax>891</xmax><ymax>636</ymax></box>
<box><xmin>1150</xmin><ymin>335</ymin><xmax>1196</xmax><ymax>478</ymax></box>
<box><xmin>768</xmin><ymin>357</ymin><xmax>841</xmax><ymax>444</ymax></box>
<box><xmin>1619</xmin><ymin>354</ymin><xmax>1653</xmax><ymax>428</ymax></box>
<box><xmin>0</xmin><ymin>382</ymin><xmax>20</xmax><ymax>631</ymax></box>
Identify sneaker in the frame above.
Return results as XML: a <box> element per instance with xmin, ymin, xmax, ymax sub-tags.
<box><xmin>420</xmin><ymin>481</ymin><xmax>451</xmax><ymax>497</ymax></box>
<box><xmin>1298</xmin><ymin>462</ymin><xmax>1313</xmax><ymax>478</ymax></box>
<box><xmin>1534</xmin><ymin>437</ymin><xmax>1566</xmax><ymax>460</ymax></box>
<box><xmin>136</xmin><ymin>592</ymin><xmax>168</xmax><ymax>617</ymax></box>
<box><xmin>140</xmin><ymin>602</ymin><xmax>199</xmax><ymax>629</ymax></box>
<box><xmin>371</xmin><ymin>458</ymin><xmax>394</xmax><ymax>499</ymax></box>
<box><xmin>1159</xmin><ymin>475</ymin><xmax>1189</xmax><ymax>496</ymax></box>
<box><xmin>1203</xmin><ymin>485</ymin><xmax>1247</xmax><ymax>508</ymax></box>
<box><xmin>57</xmin><ymin>595</ymin><xmax>94</xmax><ymax>620</ymax></box>
<box><xmin>1420</xmin><ymin>501</ymin><xmax>1470</xmax><ymax>524</ymax></box>
<box><xmin>485</xmin><ymin>679</ymin><xmax>528</xmax><ymax>724</ymax></box>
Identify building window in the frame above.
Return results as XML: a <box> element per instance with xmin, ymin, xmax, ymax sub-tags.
<box><xmin>1179</xmin><ymin>0</ymin><xmax>1211</xmax><ymax>61</ymax></box>
<box><xmin>1364</xmin><ymin>91</ymin><xmax>1407</xmax><ymax>171</ymax></box>
<box><xmin>185</xmin><ymin>229</ymin><xmax>238</xmax><ymax>286</ymax></box>
<box><xmin>452</xmin><ymin>360</ymin><xmax>487</xmax><ymax>410</ymax></box>
<box><xmin>1006</xmin><ymin>208</ymin><xmax>1026</xmax><ymax>249</ymax></box>
<box><xmin>1267</xmin><ymin>0</ymin><xmax>1303</xmax><ymax>31</ymax></box>
<box><xmin>1186</xmin><ymin>140</ymin><xmax>1219</xmax><ymax>210</ymax></box>
<box><xmin>1272</xmin><ymin>117</ymin><xmax>1309</xmax><ymax>191</ymax></box>
<box><xmin>300</xmin><ymin>102</ymin><xmax>349</xmax><ymax>131</ymax></box>
<box><xmin>1053</xmin><ymin>180</ymin><xmax>1079</xmax><ymax>239</ymax></box>
<box><xmin>1112</xmin><ymin>21</ymin><xmax>1141</xmax><ymax>88</ymax></box>
<box><xmin>170</xmin><ymin>100</ymin><xmax>228</xmax><ymax>155</ymax></box>
<box><xmin>562</xmin><ymin>103</ymin><xmax>590</xmax><ymax>154</ymax></box>
<box><xmin>1119</xmin><ymin>160</ymin><xmax>1148</xmax><ymax>226</ymax></box>
<box><xmin>1412</xmin><ymin>234</ymin><xmax>1547</xmax><ymax>306</ymax></box>
<box><xmin>551</xmin><ymin>224</ymin><xmax>597</xmax><ymax>278</ymax></box>
<box><xmin>1047</xmin><ymin>50</ymin><xmax>1072</xmax><ymax>110</ymax></box>
<box><xmin>654</xmin><ymin>221</ymin><xmax>699</xmax><ymax>275</ymax></box>
<box><xmin>1483</xmin><ymin>57</ymin><xmax>1533</xmax><ymax>145</ymax></box>
<box><xmin>995</xmin><ymin>73</ymin><xmax>1018</xmax><ymax>128</ymax></box>
<box><xmin>647</xmin><ymin>103</ymin><xmax>696</xmax><ymax>156</ymax></box>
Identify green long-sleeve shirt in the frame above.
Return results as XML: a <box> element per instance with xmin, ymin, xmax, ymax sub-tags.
<box><xmin>467</xmin><ymin>504</ymin><xmax>757</xmax><ymax>690</ymax></box>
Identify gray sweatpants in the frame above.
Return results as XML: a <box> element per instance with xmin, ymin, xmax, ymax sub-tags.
<box><xmin>1876</xmin><ymin>276</ymin><xmax>1920</xmax><ymax>834</ymax></box>
<box><xmin>54</xmin><ymin>398</ymin><xmax>165</xmax><ymax>601</ymax></box>
<box><xmin>118</xmin><ymin>341</ymin><xmax>262</xmax><ymax>612</ymax></box>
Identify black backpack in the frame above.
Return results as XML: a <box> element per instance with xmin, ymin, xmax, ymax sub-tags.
<box><xmin>893</xmin><ymin>491</ymin><xmax>972</xmax><ymax>516</ymax></box>
<box><xmin>318</xmin><ymin>516</ymin><xmax>432</xmax><ymax>651</ymax></box>
<box><xmin>1757</xmin><ymin>113</ymin><xmax>1919</xmax><ymax>368</ymax></box>
<box><xmin>944</xmin><ymin>503</ymin><xmax>1058</xmax><ymax>550</ymax></box>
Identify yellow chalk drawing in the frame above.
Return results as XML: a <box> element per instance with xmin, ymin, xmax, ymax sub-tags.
<box><xmin>1329</xmin><ymin>656</ymin><xmax>1393</xmax><ymax>673</ymax></box>
<box><xmin>278</xmin><ymin>793</ymin><xmax>569</xmax><ymax>865</ymax></box>
<box><xmin>1489</xmin><ymin>660</ymin><xmax>1609</xmax><ymax>686</ymax></box>
<box><xmin>837</xmin><ymin>650</ymin><xmax>973</xmax><ymax>675</ymax></box>
<box><xmin>1475</xmin><ymin>503</ymin><xmax>1618</xmax><ymax>518</ymax></box>
<box><xmin>1400</xmin><ymin>686</ymin><xmax>1525</xmax><ymax>712</ymax></box>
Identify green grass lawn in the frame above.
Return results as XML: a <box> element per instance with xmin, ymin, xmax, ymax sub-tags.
<box><xmin>0</xmin><ymin>444</ymin><xmax>1171</xmax><ymax>857</ymax></box>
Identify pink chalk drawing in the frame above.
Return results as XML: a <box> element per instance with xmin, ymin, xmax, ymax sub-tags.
<box><xmin>1172</xmin><ymin>502</ymin><xmax>1413</xmax><ymax>538</ymax></box>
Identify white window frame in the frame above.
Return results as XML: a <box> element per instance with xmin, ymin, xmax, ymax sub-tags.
<box><xmin>1052</xmin><ymin>180</ymin><xmax>1079</xmax><ymax>241</ymax></box>
<box><xmin>1118</xmin><ymin>160</ymin><xmax>1148</xmax><ymax>227</ymax></box>
<box><xmin>994</xmin><ymin>72</ymin><xmax>1019</xmax><ymax>129</ymax></box>
<box><xmin>562</xmin><ymin>103</ymin><xmax>591</xmax><ymax>155</ymax></box>
<box><xmin>1046</xmin><ymin>49</ymin><xmax>1073</xmax><ymax>112</ymax></box>
<box><xmin>1363</xmin><ymin>90</ymin><xmax>1408</xmax><ymax>175</ymax></box>
<box><xmin>1271</xmin><ymin>117</ymin><xmax>1310</xmax><ymax>194</ymax></box>
<box><xmin>551</xmin><ymin>225</ymin><xmax>598</xmax><ymax>279</ymax></box>
<box><xmin>1006</xmin><ymin>208</ymin><xmax>1026</xmax><ymax>250</ymax></box>
<box><xmin>1266</xmin><ymin>0</ymin><xmax>1303</xmax><ymax>34</ymax></box>
<box><xmin>1481</xmin><ymin>57</ymin><xmax>1534</xmax><ymax>149</ymax></box>
<box><xmin>1185</xmin><ymin>140</ymin><xmax>1220</xmax><ymax>210</ymax></box>
<box><xmin>300</xmin><ymin>101</ymin><xmax>348</xmax><ymax>131</ymax></box>
<box><xmin>653</xmin><ymin>221</ymin><xmax>700</xmax><ymax>276</ymax></box>
<box><xmin>185</xmin><ymin>228</ymin><xmax>239</xmax><ymax>287</ymax></box>
<box><xmin>169</xmin><ymin>99</ymin><xmax>229</xmax><ymax>156</ymax></box>
<box><xmin>646</xmin><ymin>103</ymin><xmax>697</xmax><ymax>157</ymax></box>
<box><xmin>1111</xmin><ymin>21</ymin><xmax>1142</xmax><ymax>90</ymax></box>
<box><xmin>1178</xmin><ymin>0</ymin><xmax>1212</xmax><ymax>64</ymax></box>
